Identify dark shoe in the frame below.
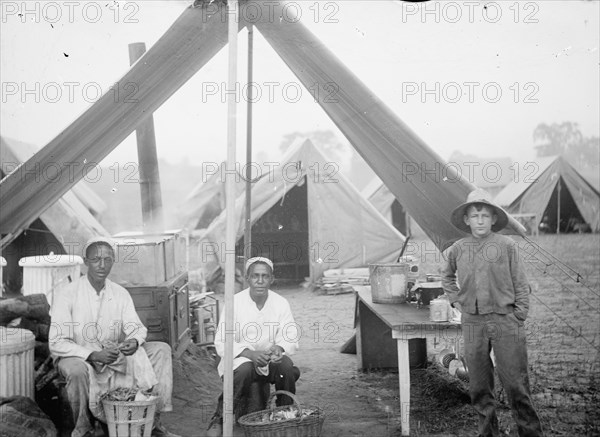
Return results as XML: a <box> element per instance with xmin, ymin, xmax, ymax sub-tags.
<box><xmin>206</xmin><ymin>414</ymin><xmax>223</xmax><ymax>437</ymax></box>
<box><xmin>206</xmin><ymin>422</ymin><xmax>223</xmax><ymax>437</ymax></box>
<box><xmin>151</xmin><ymin>422</ymin><xmax>181</xmax><ymax>437</ymax></box>
<box><xmin>100</xmin><ymin>422</ymin><xmax>109</xmax><ymax>437</ymax></box>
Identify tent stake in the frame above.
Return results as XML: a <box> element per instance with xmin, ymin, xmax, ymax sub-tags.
<box><xmin>556</xmin><ymin>178</ymin><xmax>561</xmax><ymax>235</ymax></box>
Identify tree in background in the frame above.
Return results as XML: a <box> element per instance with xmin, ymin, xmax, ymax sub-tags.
<box><xmin>534</xmin><ymin>122</ymin><xmax>599</xmax><ymax>167</ymax></box>
<box><xmin>573</xmin><ymin>136</ymin><xmax>600</xmax><ymax>170</ymax></box>
<box><xmin>534</xmin><ymin>121</ymin><xmax>583</xmax><ymax>156</ymax></box>
<box><xmin>278</xmin><ymin>130</ymin><xmax>375</xmax><ymax>190</ymax></box>
<box><xmin>533</xmin><ymin>121</ymin><xmax>600</xmax><ymax>189</ymax></box>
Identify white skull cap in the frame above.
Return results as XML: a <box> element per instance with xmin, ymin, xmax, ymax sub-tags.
<box><xmin>245</xmin><ymin>257</ymin><xmax>274</xmax><ymax>275</ymax></box>
<box><xmin>83</xmin><ymin>236</ymin><xmax>117</xmax><ymax>257</ymax></box>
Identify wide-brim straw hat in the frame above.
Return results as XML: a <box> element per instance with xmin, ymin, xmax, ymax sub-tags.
<box><xmin>450</xmin><ymin>189</ymin><xmax>509</xmax><ymax>233</ymax></box>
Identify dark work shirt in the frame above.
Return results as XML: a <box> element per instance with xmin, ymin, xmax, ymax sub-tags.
<box><xmin>442</xmin><ymin>233</ymin><xmax>530</xmax><ymax>320</ymax></box>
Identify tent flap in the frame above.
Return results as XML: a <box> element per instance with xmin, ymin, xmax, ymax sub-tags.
<box><xmin>2</xmin><ymin>1</ymin><xmax>528</xmax><ymax>250</ymax></box>
<box><xmin>0</xmin><ymin>3</ymin><xmax>237</xmax><ymax>242</ymax></box>
<box><xmin>0</xmin><ymin>136</ymin><xmax>110</xmax><ymax>255</ymax></box>
<box><xmin>251</xmin><ymin>0</ymin><xmax>526</xmax><ymax>249</ymax></box>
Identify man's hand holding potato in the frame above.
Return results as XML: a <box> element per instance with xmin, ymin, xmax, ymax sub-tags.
<box><xmin>118</xmin><ymin>339</ymin><xmax>139</xmax><ymax>356</ymax></box>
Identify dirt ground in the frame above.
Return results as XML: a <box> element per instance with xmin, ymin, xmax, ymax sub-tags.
<box><xmin>158</xmin><ymin>234</ymin><xmax>600</xmax><ymax>437</ymax></box>
<box><xmin>160</xmin><ymin>285</ymin><xmax>408</xmax><ymax>437</ymax></box>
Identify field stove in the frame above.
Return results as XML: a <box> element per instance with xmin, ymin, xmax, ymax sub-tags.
<box><xmin>110</xmin><ymin>233</ymin><xmax>191</xmax><ymax>357</ymax></box>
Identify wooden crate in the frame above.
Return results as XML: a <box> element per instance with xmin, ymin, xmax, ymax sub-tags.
<box><xmin>111</xmin><ymin>233</ymin><xmax>185</xmax><ymax>287</ymax></box>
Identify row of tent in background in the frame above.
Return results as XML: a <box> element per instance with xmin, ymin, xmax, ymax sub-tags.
<box><xmin>364</xmin><ymin>154</ymin><xmax>599</xmax><ymax>236</ymax></box>
<box><xmin>183</xmin><ymin>138</ymin><xmax>406</xmax><ymax>283</ymax></box>
<box><xmin>179</xmin><ymin>139</ymin><xmax>599</xmax><ymax>283</ymax></box>
<box><xmin>0</xmin><ymin>137</ymin><xmax>405</xmax><ymax>287</ymax></box>
<box><xmin>182</xmin><ymin>144</ymin><xmax>599</xmax><ymax>239</ymax></box>
<box><xmin>1</xmin><ymin>135</ymin><xmax>599</xmax><ymax>287</ymax></box>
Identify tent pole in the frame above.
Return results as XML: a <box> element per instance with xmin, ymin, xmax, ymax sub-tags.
<box><xmin>223</xmin><ymin>1</ymin><xmax>239</xmax><ymax>436</ymax></box>
<box><xmin>556</xmin><ymin>178</ymin><xmax>561</xmax><ymax>235</ymax></box>
<box><xmin>244</xmin><ymin>24</ymin><xmax>254</xmax><ymax>265</ymax></box>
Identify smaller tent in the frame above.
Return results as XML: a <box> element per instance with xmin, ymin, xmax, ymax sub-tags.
<box><xmin>362</xmin><ymin>177</ymin><xmax>411</xmax><ymax>235</ymax></box>
<box><xmin>494</xmin><ymin>156</ymin><xmax>600</xmax><ymax>233</ymax></box>
<box><xmin>1</xmin><ymin>136</ymin><xmax>107</xmax><ymax>219</ymax></box>
<box><xmin>0</xmin><ymin>136</ymin><xmax>110</xmax><ymax>288</ymax></box>
<box><xmin>179</xmin><ymin>163</ymin><xmax>246</xmax><ymax>231</ymax></box>
<box><xmin>194</xmin><ymin>139</ymin><xmax>406</xmax><ymax>281</ymax></box>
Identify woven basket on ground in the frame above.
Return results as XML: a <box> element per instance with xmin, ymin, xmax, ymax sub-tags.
<box><xmin>238</xmin><ymin>390</ymin><xmax>325</xmax><ymax>437</ymax></box>
<box><xmin>102</xmin><ymin>398</ymin><xmax>159</xmax><ymax>437</ymax></box>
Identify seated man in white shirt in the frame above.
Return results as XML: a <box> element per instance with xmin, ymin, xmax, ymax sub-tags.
<box><xmin>49</xmin><ymin>237</ymin><xmax>179</xmax><ymax>437</ymax></box>
<box><xmin>207</xmin><ymin>257</ymin><xmax>301</xmax><ymax>436</ymax></box>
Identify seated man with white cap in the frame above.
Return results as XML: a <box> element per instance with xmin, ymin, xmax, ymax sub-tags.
<box><xmin>49</xmin><ymin>236</ymin><xmax>179</xmax><ymax>437</ymax></box>
<box><xmin>207</xmin><ymin>257</ymin><xmax>301</xmax><ymax>436</ymax></box>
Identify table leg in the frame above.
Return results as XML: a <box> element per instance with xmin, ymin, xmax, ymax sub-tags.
<box><xmin>355</xmin><ymin>299</ymin><xmax>364</xmax><ymax>369</ymax></box>
<box><xmin>396</xmin><ymin>339</ymin><xmax>410</xmax><ymax>436</ymax></box>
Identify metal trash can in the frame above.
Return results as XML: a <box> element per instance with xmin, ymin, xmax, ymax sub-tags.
<box><xmin>0</xmin><ymin>326</ymin><xmax>35</xmax><ymax>399</ymax></box>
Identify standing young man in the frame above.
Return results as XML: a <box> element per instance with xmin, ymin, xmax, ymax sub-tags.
<box><xmin>207</xmin><ymin>257</ymin><xmax>300</xmax><ymax>436</ymax></box>
<box><xmin>442</xmin><ymin>189</ymin><xmax>543</xmax><ymax>437</ymax></box>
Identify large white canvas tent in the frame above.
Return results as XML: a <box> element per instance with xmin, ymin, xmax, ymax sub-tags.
<box><xmin>0</xmin><ymin>5</ymin><xmax>538</xmax><ymax>434</ymax></box>
<box><xmin>194</xmin><ymin>139</ymin><xmax>406</xmax><ymax>281</ymax></box>
<box><xmin>0</xmin><ymin>1</ymin><xmax>528</xmax><ymax>255</ymax></box>
<box><xmin>494</xmin><ymin>155</ymin><xmax>600</xmax><ymax>233</ymax></box>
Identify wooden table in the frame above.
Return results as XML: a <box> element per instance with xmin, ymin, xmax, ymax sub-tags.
<box><xmin>354</xmin><ymin>286</ymin><xmax>461</xmax><ymax>436</ymax></box>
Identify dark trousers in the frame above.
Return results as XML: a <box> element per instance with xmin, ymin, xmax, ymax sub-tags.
<box><xmin>215</xmin><ymin>355</ymin><xmax>300</xmax><ymax>420</ymax></box>
<box><xmin>462</xmin><ymin>312</ymin><xmax>544</xmax><ymax>437</ymax></box>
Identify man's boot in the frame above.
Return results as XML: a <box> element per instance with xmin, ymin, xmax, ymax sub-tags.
<box><xmin>206</xmin><ymin>413</ymin><xmax>223</xmax><ymax>437</ymax></box>
<box><xmin>151</xmin><ymin>413</ymin><xmax>181</xmax><ymax>437</ymax></box>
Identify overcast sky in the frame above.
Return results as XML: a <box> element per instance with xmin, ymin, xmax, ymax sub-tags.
<box><xmin>1</xmin><ymin>0</ymin><xmax>599</xmax><ymax>170</ymax></box>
